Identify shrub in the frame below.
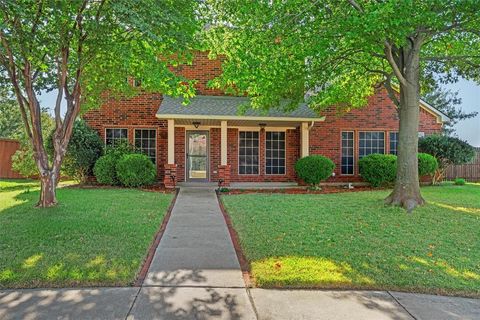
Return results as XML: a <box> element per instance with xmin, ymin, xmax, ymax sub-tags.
<box><xmin>93</xmin><ymin>154</ymin><xmax>119</xmax><ymax>185</ymax></box>
<box><xmin>116</xmin><ymin>154</ymin><xmax>156</xmax><ymax>187</ymax></box>
<box><xmin>359</xmin><ymin>154</ymin><xmax>397</xmax><ymax>187</ymax></box>
<box><xmin>419</xmin><ymin>135</ymin><xmax>475</xmax><ymax>183</ymax></box>
<box><xmin>417</xmin><ymin>153</ymin><xmax>438</xmax><ymax>177</ymax></box>
<box><xmin>93</xmin><ymin>142</ymin><xmax>137</xmax><ymax>185</ymax></box>
<box><xmin>295</xmin><ymin>155</ymin><xmax>335</xmax><ymax>187</ymax></box>
<box><xmin>454</xmin><ymin>178</ymin><xmax>466</xmax><ymax>186</ymax></box>
<box><xmin>47</xmin><ymin>120</ymin><xmax>103</xmax><ymax>183</ymax></box>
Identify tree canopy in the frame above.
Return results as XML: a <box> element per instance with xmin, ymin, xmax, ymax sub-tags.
<box><xmin>204</xmin><ymin>0</ymin><xmax>480</xmax><ymax>111</ymax></box>
<box><xmin>0</xmin><ymin>0</ymin><xmax>200</xmax><ymax>206</ymax></box>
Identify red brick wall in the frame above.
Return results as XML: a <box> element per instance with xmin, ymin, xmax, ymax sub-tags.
<box><xmin>83</xmin><ymin>52</ymin><xmax>442</xmax><ymax>184</ymax></box>
<box><xmin>310</xmin><ymin>88</ymin><xmax>442</xmax><ymax>182</ymax></box>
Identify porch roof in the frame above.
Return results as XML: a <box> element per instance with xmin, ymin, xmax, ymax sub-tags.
<box><xmin>156</xmin><ymin>95</ymin><xmax>325</xmax><ymax>122</ymax></box>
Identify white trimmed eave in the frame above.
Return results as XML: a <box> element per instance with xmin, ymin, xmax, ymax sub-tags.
<box><xmin>155</xmin><ymin>113</ymin><xmax>326</xmax><ymax>123</ymax></box>
<box><xmin>419</xmin><ymin>99</ymin><xmax>451</xmax><ymax>124</ymax></box>
<box><xmin>156</xmin><ymin>114</ymin><xmax>325</xmax><ymax>129</ymax></box>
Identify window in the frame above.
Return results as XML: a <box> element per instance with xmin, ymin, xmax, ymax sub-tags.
<box><xmin>105</xmin><ymin>128</ymin><xmax>128</xmax><ymax>146</ymax></box>
<box><xmin>359</xmin><ymin>131</ymin><xmax>385</xmax><ymax>158</ymax></box>
<box><xmin>389</xmin><ymin>132</ymin><xmax>398</xmax><ymax>155</ymax></box>
<box><xmin>135</xmin><ymin>129</ymin><xmax>156</xmax><ymax>163</ymax></box>
<box><xmin>341</xmin><ymin>131</ymin><xmax>354</xmax><ymax>175</ymax></box>
<box><xmin>239</xmin><ymin>131</ymin><xmax>259</xmax><ymax>174</ymax></box>
<box><xmin>266</xmin><ymin>131</ymin><xmax>286</xmax><ymax>175</ymax></box>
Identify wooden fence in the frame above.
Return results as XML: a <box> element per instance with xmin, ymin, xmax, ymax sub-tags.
<box><xmin>0</xmin><ymin>138</ymin><xmax>23</xmax><ymax>179</ymax></box>
<box><xmin>445</xmin><ymin>147</ymin><xmax>480</xmax><ymax>182</ymax></box>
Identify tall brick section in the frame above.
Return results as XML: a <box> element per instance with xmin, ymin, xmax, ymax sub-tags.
<box><xmin>83</xmin><ymin>51</ymin><xmax>442</xmax><ymax>185</ymax></box>
<box><xmin>312</xmin><ymin>89</ymin><xmax>442</xmax><ymax>183</ymax></box>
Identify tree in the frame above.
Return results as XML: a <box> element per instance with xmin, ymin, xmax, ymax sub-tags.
<box><xmin>47</xmin><ymin>120</ymin><xmax>103</xmax><ymax>183</ymax></box>
<box><xmin>204</xmin><ymin>0</ymin><xmax>480</xmax><ymax>211</ymax></box>
<box><xmin>423</xmin><ymin>85</ymin><xmax>478</xmax><ymax>135</ymax></box>
<box><xmin>12</xmin><ymin>111</ymin><xmax>55</xmax><ymax>177</ymax></box>
<box><xmin>0</xmin><ymin>88</ymin><xmax>22</xmax><ymax>138</ymax></box>
<box><xmin>418</xmin><ymin>135</ymin><xmax>475</xmax><ymax>184</ymax></box>
<box><xmin>0</xmin><ymin>1</ymin><xmax>199</xmax><ymax>207</ymax></box>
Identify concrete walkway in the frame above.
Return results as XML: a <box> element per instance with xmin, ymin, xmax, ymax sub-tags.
<box><xmin>1</xmin><ymin>187</ymin><xmax>480</xmax><ymax>319</ymax></box>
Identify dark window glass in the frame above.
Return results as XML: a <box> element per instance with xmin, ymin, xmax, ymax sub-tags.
<box><xmin>134</xmin><ymin>129</ymin><xmax>156</xmax><ymax>163</ymax></box>
<box><xmin>266</xmin><ymin>131</ymin><xmax>286</xmax><ymax>175</ymax></box>
<box><xmin>105</xmin><ymin>128</ymin><xmax>128</xmax><ymax>147</ymax></box>
<box><xmin>389</xmin><ymin>132</ymin><xmax>398</xmax><ymax>155</ymax></box>
<box><xmin>341</xmin><ymin>131</ymin><xmax>354</xmax><ymax>175</ymax></box>
<box><xmin>359</xmin><ymin>131</ymin><xmax>385</xmax><ymax>158</ymax></box>
<box><xmin>239</xmin><ymin>131</ymin><xmax>259</xmax><ymax>175</ymax></box>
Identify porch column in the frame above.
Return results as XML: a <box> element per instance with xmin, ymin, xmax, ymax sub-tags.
<box><xmin>218</xmin><ymin>120</ymin><xmax>231</xmax><ymax>187</ymax></box>
<box><xmin>164</xmin><ymin>119</ymin><xmax>177</xmax><ymax>188</ymax></box>
<box><xmin>167</xmin><ymin>119</ymin><xmax>175</xmax><ymax>164</ymax></box>
<box><xmin>300</xmin><ymin>122</ymin><xmax>310</xmax><ymax>158</ymax></box>
<box><xmin>221</xmin><ymin>120</ymin><xmax>228</xmax><ymax>165</ymax></box>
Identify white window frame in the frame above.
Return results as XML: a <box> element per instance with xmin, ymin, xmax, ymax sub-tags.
<box><xmin>238</xmin><ymin>130</ymin><xmax>260</xmax><ymax>175</ymax></box>
<box><xmin>341</xmin><ymin>131</ymin><xmax>355</xmax><ymax>176</ymax></box>
<box><xmin>134</xmin><ymin>128</ymin><xmax>157</xmax><ymax>164</ymax></box>
<box><xmin>358</xmin><ymin>131</ymin><xmax>385</xmax><ymax>159</ymax></box>
<box><xmin>265</xmin><ymin>130</ymin><xmax>286</xmax><ymax>175</ymax></box>
<box><xmin>105</xmin><ymin>128</ymin><xmax>128</xmax><ymax>147</ymax></box>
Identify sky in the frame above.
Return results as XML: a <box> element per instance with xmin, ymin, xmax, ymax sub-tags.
<box><xmin>39</xmin><ymin>80</ymin><xmax>480</xmax><ymax>147</ymax></box>
<box><xmin>443</xmin><ymin>79</ymin><xmax>480</xmax><ymax>147</ymax></box>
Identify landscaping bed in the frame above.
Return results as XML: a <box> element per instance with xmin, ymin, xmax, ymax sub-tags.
<box><xmin>220</xmin><ymin>183</ymin><xmax>480</xmax><ymax>297</ymax></box>
<box><xmin>219</xmin><ymin>185</ymin><xmax>376</xmax><ymax>195</ymax></box>
<box><xmin>0</xmin><ymin>179</ymin><xmax>174</xmax><ymax>288</ymax></box>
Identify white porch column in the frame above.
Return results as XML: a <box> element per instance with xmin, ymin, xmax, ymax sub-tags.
<box><xmin>300</xmin><ymin>122</ymin><xmax>310</xmax><ymax>158</ymax></box>
<box><xmin>221</xmin><ymin>120</ymin><xmax>228</xmax><ymax>165</ymax></box>
<box><xmin>167</xmin><ymin>119</ymin><xmax>175</xmax><ymax>164</ymax></box>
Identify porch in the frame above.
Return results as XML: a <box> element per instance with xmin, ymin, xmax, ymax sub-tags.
<box><xmin>156</xmin><ymin>95</ymin><xmax>324</xmax><ymax>188</ymax></box>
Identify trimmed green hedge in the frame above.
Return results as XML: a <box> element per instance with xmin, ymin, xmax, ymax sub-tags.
<box><xmin>295</xmin><ymin>155</ymin><xmax>335</xmax><ymax>186</ymax></box>
<box><xmin>359</xmin><ymin>154</ymin><xmax>397</xmax><ymax>187</ymax></box>
<box><xmin>418</xmin><ymin>153</ymin><xmax>438</xmax><ymax>176</ymax></box>
<box><xmin>116</xmin><ymin>154</ymin><xmax>156</xmax><ymax>187</ymax></box>
<box><xmin>93</xmin><ymin>153</ymin><xmax>119</xmax><ymax>185</ymax></box>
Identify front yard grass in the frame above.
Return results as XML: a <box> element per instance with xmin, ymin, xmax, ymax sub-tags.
<box><xmin>0</xmin><ymin>179</ymin><xmax>174</xmax><ymax>288</ymax></box>
<box><xmin>221</xmin><ymin>184</ymin><xmax>480</xmax><ymax>296</ymax></box>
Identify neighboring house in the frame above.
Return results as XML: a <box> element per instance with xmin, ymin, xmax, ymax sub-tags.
<box><xmin>83</xmin><ymin>52</ymin><xmax>447</xmax><ymax>187</ymax></box>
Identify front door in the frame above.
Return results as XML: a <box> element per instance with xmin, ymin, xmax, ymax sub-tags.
<box><xmin>186</xmin><ymin>131</ymin><xmax>209</xmax><ymax>181</ymax></box>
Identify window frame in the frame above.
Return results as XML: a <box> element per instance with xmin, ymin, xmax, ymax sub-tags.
<box><xmin>389</xmin><ymin>131</ymin><xmax>398</xmax><ymax>155</ymax></box>
<box><xmin>340</xmin><ymin>131</ymin><xmax>355</xmax><ymax>176</ymax></box>
<box><xmin>265</xmin><ymin>130</ymin><xmax>286</xmax><ymax>175</ymax></box>
<box><xmin>105</xmin><ymin>128</ymin><xmax>128</xmax><ymax>147</ymax></box>
<box><xmin>238</xmin><ymin>130</ymin><xmax>260</xmax><ymax>175</ymax></box>
<box><xmin>134</xmin><ymin>128</ymin><xmax>157</xmax><ymax>164</ymax></box>
<box><xmin>358</xmin><ymin>131</ymin><xmax>386</xmax><ymax>159</ymax></box>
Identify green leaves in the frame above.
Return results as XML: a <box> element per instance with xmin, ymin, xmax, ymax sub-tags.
<box><xmin>204</xmin><ymin>0</ymin><xmax>480</xmax><ymax>112</ymax></box>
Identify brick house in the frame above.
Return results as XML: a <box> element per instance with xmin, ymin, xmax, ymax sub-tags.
<box><xmin>83</xmin><ymin>52</ymin><xmax>448</xmax><ymax>187</ymax></box>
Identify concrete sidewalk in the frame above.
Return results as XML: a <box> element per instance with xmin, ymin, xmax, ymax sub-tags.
<box><xmin>1</xmin><ymin>187</ymin><xmax>479</xmax><ymax>319</ymax></box>
<box><xmin>1</xmin><ymin>287</ymin><xmax>479</xmax><ymax>319</ymax></box>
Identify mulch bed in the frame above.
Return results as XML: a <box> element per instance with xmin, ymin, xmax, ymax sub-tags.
<box><xmin>65</xmin><ymin>183</ymin><xmax>177</xmax><ymax>194</ymax></box>
<box><xmin>220</xmin><ymin>185</ymin><xmax>378</xmax><ymax>195</ymax></box>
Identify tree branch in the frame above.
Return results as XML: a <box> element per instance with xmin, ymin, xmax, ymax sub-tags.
<box><xmin>384</xmin><ymin>41</ymin><xmax>407</xmax><ymax>86</ymax></box>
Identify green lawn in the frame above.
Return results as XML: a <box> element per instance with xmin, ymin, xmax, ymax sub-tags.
<box><xmin>0</xmin><ymin>179</ymin><xmax>174</xmax><ymax>288</ymax></box>
<box><xmin>221</xmin><ymin>184</ymin><xmax>480</xmax><ymax>296</ymax></box>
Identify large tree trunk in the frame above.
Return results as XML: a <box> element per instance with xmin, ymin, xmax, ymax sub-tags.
<box><xmin>385</xmin><ymin>45</ymin><xmax>425</xmax><ymax>212</ymax></box>
<box><xmin>38</xmin><ymin>171</ymin><xmax>58</xmax><ymax>207</ymax></box>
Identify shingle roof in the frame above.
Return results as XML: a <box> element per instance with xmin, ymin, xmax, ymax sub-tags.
<box><xmin>156</xmin><ymin>95</ymin><xmax>322</xmax><ymax>120</ymax></box>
